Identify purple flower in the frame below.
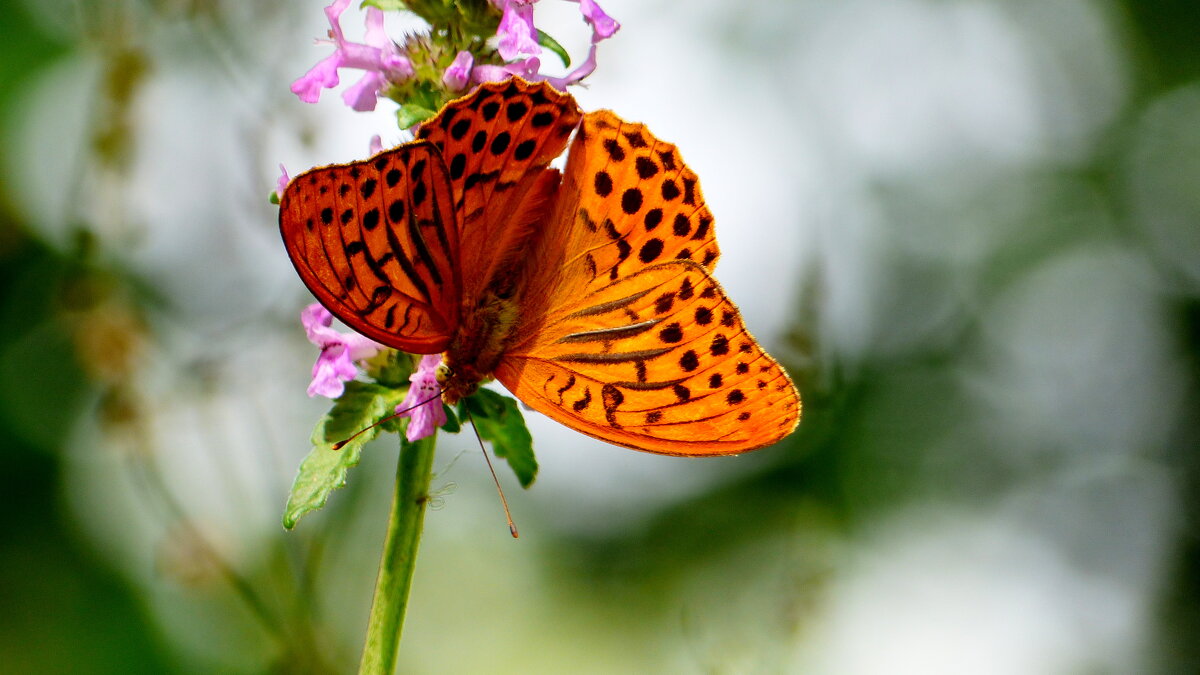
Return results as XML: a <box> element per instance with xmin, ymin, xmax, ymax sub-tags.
<box><xmin>291</xmin><ymin>0</ymin><xmax>414</xmax><ymax>112</ymax></box>
<box><xmin>442</xmin><ymin>50</ymin><xmax>475</xmax><ymax>92</ymax></box>
<box><xmin>495</xmin><ymin>1</ymin><xmax>540</xmax><ymax>61</ymax></box>
<box><xmin>395</xmin><ymin>353</ymin><xmax>447</xmax><ymax>441</ymax></box>
<box><xmin>277</xmin><ymin>164</ymin><xmax>290</xmax><ymax>197</ymax></box>
<box><xmin>577</xmin><ymin>0</ymin><xmax>619</xmax><ymax>40</ymax></box>
<box><xmin>368</xmin><ymin>135</ymin><xmax>384</xmax><ymax>156</ymax></box>
<box><xmin>302</xmin><ymin>303</ymin><xmax>385</xmax><ymax>399</ymax></box>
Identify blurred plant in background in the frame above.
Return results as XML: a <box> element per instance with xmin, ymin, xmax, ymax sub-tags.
<box><xmin>0</xmin><ymin>0</ymin><xmax>1198</xmax><ymax>673</ymax></box>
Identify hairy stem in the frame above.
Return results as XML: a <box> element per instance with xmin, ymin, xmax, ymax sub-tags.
<box><xmin>358</xmin><ymin>433</ymin><xmax>437</xmax><ymax>674</ymax></box>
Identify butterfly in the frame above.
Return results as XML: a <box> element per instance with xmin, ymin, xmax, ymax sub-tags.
<box><xmin>279</xmin><ymin>78</ymin><xmax>800</xmax><ymax>455</ymax></box>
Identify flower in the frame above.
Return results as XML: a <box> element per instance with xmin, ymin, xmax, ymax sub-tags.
<box><xmin>301</xmin><ymin>303</ymin><xmax>385</xmax><ymax>398</ymax></box>
<box><xmin>276</xmin><ymin>164</ymin><xmax>290</xmax><ymax>197</ymax></box>
<box><xmin>475</xmin><ymin>0</ymin><xmax>620</xmax><ymax>90</ymax></box>
<box><xmin>495</xmin><ymin>1</ymin><xmax>540</xmax><ymax>61</ymax></box>
<box><xmin>395</xmin><ymin>353</ymin><xmax>447</xmax><ymax>441</ymax></box>
<box><xmin>291</xmin><ymin>0</ymin><xmax>414</xmax><ymax>112</ymax></box>
<box><xmin>577</xmin><ymin>0</ymin><xmax>619</xmax><ymax>40</ymax></box>
<box><xmin>472</xmin><ymin>51</ymin><xmax>593</xmax><ymax>90</ymax></box>
<box><xmin>442</xmin><ymin>50</ymin><xmax>474</xmax><ymax>92</ymax></box>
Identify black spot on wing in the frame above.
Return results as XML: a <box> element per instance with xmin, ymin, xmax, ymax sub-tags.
<box><xmin>603</xmin><ymin>138</ymin><xmax>626</xmax><ymax>161</ymax></box>
<box><xmin>514</xmin><ymin>139</ymin><xmax>536</xmax><ymax>161</ymax></box>
<box><xmin>506</xmin><ymin>101</ymin><xmax>528</xmax><ymax>122</ymax></box>
<box><xmin>635</xmin><ymin>156</ymin><xmax>658</xmax><ymax>179</ymax></box>
<box><xmin>594</xmin><ymin>171</ymin><xmax>613</xmax><ymax>197</ymax></box>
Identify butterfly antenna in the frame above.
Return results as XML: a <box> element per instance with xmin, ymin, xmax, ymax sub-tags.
<box><xmin>331</xmin><ymin>391</ymin><xmax>443</xmax><ymax>451</ymax></box>
<box><xmin>463</xmin><ymin>407</ymin><xmax>519</xmax><ymax>539</ymax></box>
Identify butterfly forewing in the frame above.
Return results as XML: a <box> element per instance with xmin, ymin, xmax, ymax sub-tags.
<box><xmin>279</xmin><ymin>141</ymin><xmax>461</xmax><ymax>352</ymax></box>
<box><xmin>497</xmin><ymin>261</ymin><xmax>800</xmax><ymax>455</ymax></box>
<box><xmin>416</xmin><ymin>79</ymin><xmax>582</xmax><ymax>302</ymax></box>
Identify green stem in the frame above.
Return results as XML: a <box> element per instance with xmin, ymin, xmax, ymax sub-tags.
<box><xmin>359</xmin><ymin>433</ymin><xmax>438</xmax><ymax>675</ymax></box>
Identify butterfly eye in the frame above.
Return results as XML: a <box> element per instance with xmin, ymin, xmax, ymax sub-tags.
<box><xmin>435</xmin><ymin>363</ymin><xmax>453</xmax><ymax>383</ymax></box>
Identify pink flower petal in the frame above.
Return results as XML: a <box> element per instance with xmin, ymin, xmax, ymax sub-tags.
<box><xmin>309</xmin><ymin>344</ymin><xmax>352</xmax><ymax>398</ymax></box>
<box><xmin>443</xmin><ymin>50</ymin><xmax>474</xmax><ymax>92</ymax></box>
<box><xmin>301</xmin><ymin>303</ymin><xmax>384</xmax><ymax>399</ymax></box>
<box><xmin>363</xmin><ymin>8</ymin><xmax>389</xmax><ymax>48</ymax></box>
<box><xmin>301</xmin><ymin>303</ymin><xmax>335</xmax><ymax>341</ymax></box>
<box><xmin>342</xmin><ymin>70</ymin><xmax>387</xmax><ymax>111</ymax></box>
<box><xmin>291</xmin><ymin>53</ymin><xmax>343</xmax><ymax>103</ymax></box>
<box><xmin>496</xmin><ymin>2</ymin><xmax>540</xmax><ymax>61</ymax></box>
<box><xmin>579</xmin><ymin>0</ymin><xmax>619</xmax><ymax>40</ymax></box>
<box><xmin>324</xmin><ymin>0</ymin><xmax>353</xmax><ymax>44</ymax></box>
<box><xmin>277</xmin><ymin>164</ymin><xmax>290</xmax><ymax>196</ymax></box>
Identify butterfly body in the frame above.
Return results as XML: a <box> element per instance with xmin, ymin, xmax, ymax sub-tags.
<box><xmin>281</xmin><ymin>78</ymin><xmax>800</xmax><ymax>455</ymax></box>
<box><xmin>442</xmin><ymin>284</ymin><xmax>521</xmax><ymax>403</ymax></box>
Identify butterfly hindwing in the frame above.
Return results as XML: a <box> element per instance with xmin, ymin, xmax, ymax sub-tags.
<box><xmin>279</xmin><ymin>141</ymin><xmax>461</xmax><ymax>352</ymax></box>
<box><xmin>497</xmin><ymin>261</ymin><xmax>800</xmax><ymax>455</ymax></box>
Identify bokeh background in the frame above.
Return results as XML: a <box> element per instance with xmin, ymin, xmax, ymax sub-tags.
<box><xmin>1</xmin><ymin>0</ymin><xmax>1198</xmax><ymax>672</ymax></box>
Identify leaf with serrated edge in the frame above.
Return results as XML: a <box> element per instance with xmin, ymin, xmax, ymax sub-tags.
<box><xmin>461</xmin><ymin>388</ymin><xmax>537</xmax><ymax>488</ymax></box>
<box><xmin>283</xmin><ymin>381</ymin><xmax>405</xmax><ymax>529</ymax></box>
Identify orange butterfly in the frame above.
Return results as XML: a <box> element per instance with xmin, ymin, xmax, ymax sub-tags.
<box><xmin>279</xmin><ymin>78</ymin><xmax>800</xmax><ymax>455</ymax></box>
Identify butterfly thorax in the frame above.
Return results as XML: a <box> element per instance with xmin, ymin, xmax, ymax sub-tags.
<box><xmin>441</xmin><ymin>283</ymin><xmax>523</xmax><ymax>404</ymax></box>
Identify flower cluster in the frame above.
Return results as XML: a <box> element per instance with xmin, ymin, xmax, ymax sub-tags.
<box><xmin>290</xmin><ymin>0</ymin><xmax>619</xmax><ymax>114</ymax></box>
<box><xmin>471</xmin><ymin>0</ymin><xmax>619</xmax><ymax>90</ymax></box>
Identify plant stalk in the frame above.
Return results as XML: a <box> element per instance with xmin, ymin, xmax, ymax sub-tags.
<box><xmin>358</xmin><ymin>433</ymin><xmax>437</xmax><ymax>674</ymax></box>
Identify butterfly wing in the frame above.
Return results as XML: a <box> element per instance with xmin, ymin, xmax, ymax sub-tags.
<box><xmin>279</xmin><ymin>141</ymin><xmax>461</xmax><ymax>353</ymax></box>
<box><xmin>497</xmin><ymin>111</ymin><xmax>800</xmax><ymax>455</ymax></box>
<box><xmin>497</xmin><ymin>262</ymin><xmax>800</xmax><ymax>455</ymax></box>
<box><xmin>514</xmin><ymin>110</ymin><xmax>722</xmax><ymax>314</ymax></box>
<box><xmin>415</xmin><ymin>79</ymin><xmax>582</xmax><ymax>306</ymax></box>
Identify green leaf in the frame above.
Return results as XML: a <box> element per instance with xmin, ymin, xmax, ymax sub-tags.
<box><xmin>360</xmin><ymin>0</ymin><xmax>409</xmax><ymax>11</ymax></box>
<box><xmin>460</xmin><ymin>388</ymin><xmax>537</xmax><ymax>488</ymax></box>
<box><xmin>440</xmin><ymin>404</ymin><xmax>462</xmax><ymax>433</ymax></box>
<box><xmin>283</xmin><ymin>381</ymin><xmax>406</xmax><ymax>529</ymax></box>
<box><xmin>396</xmin><ymin>103</ymin><xmax>438</xmax><ymax>130</ymax></box>
<box><xmin>537</xmin><ymin>30</ymin><xmax>571</xmax><ymax>68</ymax></box>
<box><xmin>364</xmin><ymin>349</ymin><xmax>415</xmax><ymax>388</ymax></box>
